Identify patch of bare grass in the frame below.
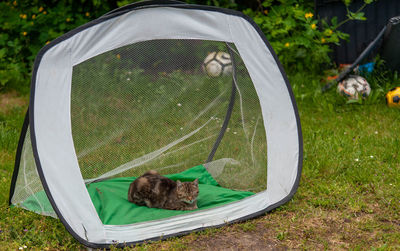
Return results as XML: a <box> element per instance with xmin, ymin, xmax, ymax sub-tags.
<box><xmin>189</xmin><ymin>222</ymin><xmax>284</xmax><ymax>251</ymax></box>
<box><xmin>0</xmin><ymin>91</ymin><xmax>28</xmax><ymax>114</ymax></box>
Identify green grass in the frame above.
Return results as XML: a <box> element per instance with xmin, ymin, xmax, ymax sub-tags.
<box><xmin>1</xmin><ymin>70</ymin><xmax>399</xmax><ymax>249</ymax></box>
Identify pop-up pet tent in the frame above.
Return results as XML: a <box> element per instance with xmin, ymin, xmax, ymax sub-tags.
<box><xmin>9</xmin><ymin>0</ymin><xmax>302</xmax><ymax>248</ymax></box>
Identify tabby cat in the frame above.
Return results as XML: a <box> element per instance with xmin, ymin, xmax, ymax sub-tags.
<box><xmin>128</xmin><ymin>170</ymin><xmax>199</xmax><ymax>210</ymax></box>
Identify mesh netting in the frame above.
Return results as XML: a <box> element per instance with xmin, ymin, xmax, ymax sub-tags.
<box><xmin>71</xmin><ymin>39</ymin><xmax>267</xmax><ymax>192</ymax></box>
<box><xmin>11</xmin><ymin>128</ymin><xmax>56</xmax><ymax>217</ymax></box>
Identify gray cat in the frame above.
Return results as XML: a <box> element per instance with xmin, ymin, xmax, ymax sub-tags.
<box><xmin>128</xmin><ymin>170</ymin><xmax>199</xmax><ymax>210</ymax></box>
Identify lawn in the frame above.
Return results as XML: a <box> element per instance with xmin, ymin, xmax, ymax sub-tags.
<box><xmin>0</xmin><ymin>69</ymin><xmax>399</xmax><ymax>250</ymax></box>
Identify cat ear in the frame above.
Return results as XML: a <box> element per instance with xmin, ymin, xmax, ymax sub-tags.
<box><xmin>176</xmin><ymin>180</ymin><xmax>182</xmax><ymax>187</ymax></box>
<box><xmin>193</xmin><ymin>179</ymin><xmax>199</xmax><ymax>185</ymax></box>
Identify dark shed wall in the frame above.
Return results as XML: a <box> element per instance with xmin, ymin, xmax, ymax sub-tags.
<box><xmin>315</xmin><ymin>0</ymin><xmax>400</xmax><ymax>64</ymax></box>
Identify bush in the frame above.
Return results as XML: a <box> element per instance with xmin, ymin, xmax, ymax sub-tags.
<box><xmin>244</xmin><ymin>0</ymin><xmax>374</xmax><ymax>75</ymax></box>
<box><xmin>0</xmin><ymin>0</ymin><xmax>371</xmax><ymax>92</ymax></box>
<box><xmin>0</xmin><ymin>0</ymin><xmax>116</xmax><ymax>92</ymax></box>
<box><xmin>245</xmin><ymin>0</ymin><xmax>339</xmax><ymax>75</ymax></box>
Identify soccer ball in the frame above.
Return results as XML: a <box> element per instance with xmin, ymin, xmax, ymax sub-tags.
<box><xmin>202</xmin><ymin>51</ymin><xmax>232</xmax><ymax>77</ymax></box>
<box><xmin>386</xmin><ymin>87</ymin><xmax>400</xmax><ymax>107</ymax></box>
<box><xmin>337</xmin><ymin>75</ymin><xmax>371</xmax><ymax>100</ymax></box>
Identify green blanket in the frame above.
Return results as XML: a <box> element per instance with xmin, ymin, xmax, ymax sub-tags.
<box><xmin>22</xmin><ymin>165</ymin><xmax>254</xmax><ymax>225</ymax></box>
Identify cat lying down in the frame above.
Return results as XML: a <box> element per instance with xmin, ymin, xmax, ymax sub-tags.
<box><xmin>128</xmin><ymin>170</ymin><xmax>199</xmax><ymax>210</ymax></box>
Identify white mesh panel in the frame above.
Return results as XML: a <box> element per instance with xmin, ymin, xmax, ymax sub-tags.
<box><xmin>11</xmin><ymin>128</ymin><xmax>56</xmax><ymax>218</ymax></box>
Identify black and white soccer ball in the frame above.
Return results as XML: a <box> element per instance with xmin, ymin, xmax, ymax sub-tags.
<box><xmin>202</xmin><ymin>51</ymin><xmax>232</xmax><ymax>77</ymax></box>
<box><xmin>337</xmin><ymin>75</ymin><xmax>371</xmax><ymax>100</ymax></box>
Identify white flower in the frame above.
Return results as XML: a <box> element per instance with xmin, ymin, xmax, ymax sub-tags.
<box><xmin>180</xmin><ymin>127</ymin><xmax>183</xmax><ymax>130</ymax></box>
<box><xmin>355</xmin><ymin>158</ymin><xmax>359</xmax><ymax>162</ymax></box>
<box><xmin>375</xmin><ymin>131</ymin><xmax>378</xmax><ymax>134</ymax></box>
<box><xmin>177</xmin><ymin>103</ymin><xmax>182</xmax><ymax>107</ymax></box>
<box><xmin>23</xmin><ymin>246</ymin><xmax>27</xmax><ymax>249</ymax></box>
<box><xmin>19</xmin><ymin>248</ymin><xmax>23</xmax><ymax>250</ymax></box>
<box><xmin>370</xmin><ymin>155</ymin><xmax>374</xmax><ymax>158</ymax></box>
<box><xmin>233</xmin><ymin>132</ymin><xmax>237</xmax><ymax>135</ymax></box>
<box><xmin>126</xmin><ymin>78</ymin><xmax>130</xmax><ymax>81</ymax></box>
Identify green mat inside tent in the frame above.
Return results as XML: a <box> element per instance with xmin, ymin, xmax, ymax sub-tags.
<box><xmin>22</xmin><ymin>165</ymin><xmax>254</xmax><ymax>225</ymax></box>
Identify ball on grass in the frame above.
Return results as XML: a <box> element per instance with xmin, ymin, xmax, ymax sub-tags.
<box><xmin>202</xmin><ymin>51</ymin><xmax>232</xmax><ymax>77</ymax></box>
<box><xmin>337</xmin><ymin>75</ymin><xmax>371</xmax><ymax>100</ymax></box>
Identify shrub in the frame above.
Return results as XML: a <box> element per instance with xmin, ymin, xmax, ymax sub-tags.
<box><xmin>0</xmin><ymin>0</ymin><xmax>372</xmax><ymax>92</ymax></box>
<box><xmin>0</xmin><ymin>0</ymin><xmax>116</xmax><ymax>92</ymax></box>
<box><xmin>244</xmin><ymin>0</ymin><xmax>374</xmax><ymax>75</ymax></box>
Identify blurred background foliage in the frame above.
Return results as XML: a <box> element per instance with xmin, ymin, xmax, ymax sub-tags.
<box><xmin>0</xmin><ymin>0</ymin><xmax>369</xmax><ymax>93</ymax></box>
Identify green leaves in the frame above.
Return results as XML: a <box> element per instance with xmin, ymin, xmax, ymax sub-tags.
<box><xmin>244</xmin><ymin>0</ymin><xmax>374</xmax><ymax>75</ymax></box>
<box><xmin>262</xmin><ymin>0</ymin><xmax>274</xmax><ymax>8</ymax></box>
<box><xmin>330</xmin><ymin>16</ymin><xmax>338</xmax><ymax>26</ymax></box>
<box><xmin>347</xmin><ymin>11</ymin><xmax>366</xmax><ymax>21</ymax></box>
<box><xmin>0</xmin><ymin>0</ymin><xmax>114</xmax><ymax>92</ymax></box>
<box><xmin>245</xmin><ymin>1</ymin><xmax>349</xmax><ymax>75</ymax></box>
<box><xmin>0</xmin><ymin>48</ymin><xmax>6</xmax><ymax>59</ymax></box>
<box><xmin>343</xmin><ymin>0</ymin><xmax>352</xmax><ymax>7</ymax></box>
<box><xmin>0</xmin><ymin>0</ymin><xmax>375</xmax><ymax>92</ymax></box>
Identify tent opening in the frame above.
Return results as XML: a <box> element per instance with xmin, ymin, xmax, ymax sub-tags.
<box><xmin>69</xmin><ymin>39</ymin><xmax>268</xmax><ymax>224</ymax></box>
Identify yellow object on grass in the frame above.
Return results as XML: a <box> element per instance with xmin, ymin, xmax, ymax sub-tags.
<box><xmin>386</xmin><ymin>87</ymin><xmax>400</xmax><ymax>107</ymax></box>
